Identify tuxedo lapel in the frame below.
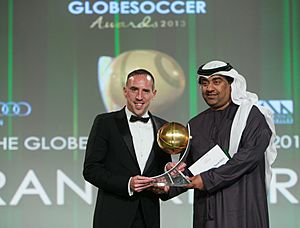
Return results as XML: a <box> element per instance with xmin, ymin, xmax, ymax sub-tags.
<box><xmin>143</xmin><ymin>113</ymin><xmax>159</xmax><ymax>175</ymax></box>
<box><xmin>115</xmin><ymin>108</ymin><xmax>140</xmax><ymax>172</ymax></box>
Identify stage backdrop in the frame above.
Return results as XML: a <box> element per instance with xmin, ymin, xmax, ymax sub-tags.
<box><xmin>0</xmin><ymin>0</ymin><xmax>299</xmax><ymax>227</ymax></box>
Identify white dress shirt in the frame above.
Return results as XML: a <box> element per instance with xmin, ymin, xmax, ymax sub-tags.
<box><xmin>125</xmin><ymin>107</ymin><xmax>154</xmax><ymax>173</ymax></box>
<box><xmin>125</xmin><ymin>107</ymin><xmax>154</xmax><ymax>196</ymax></box>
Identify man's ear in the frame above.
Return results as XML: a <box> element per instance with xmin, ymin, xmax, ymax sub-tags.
<box><xmin>123</xmin><ymin>87</ymin><xmax>127</xmax><ymax>97</ymax></box>
<box><xmin>153</xmin><ymin>89</ymin><xmax>157</xmax><ymax>97</ymax></box>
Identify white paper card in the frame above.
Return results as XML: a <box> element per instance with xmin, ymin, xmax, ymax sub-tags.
<box><xmin>188</xmin><ymin>144</ymin><xmax>229</xmax><ymax>175</ymax></box>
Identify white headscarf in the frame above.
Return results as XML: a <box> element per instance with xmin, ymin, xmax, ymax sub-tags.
<box><xmin>198</xmin><ymin>60</ymin><xmax>277</xmax><ymax>191</ymax></box>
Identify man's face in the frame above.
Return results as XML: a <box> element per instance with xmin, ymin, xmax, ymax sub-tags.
<box><xmin>123</xmin><ymin>74</ymin><xmax>157</xmax><ymax>116</ymax></box>
<box><xmin>200</xmin><ymin>75</ymin><xmax>232</xmax><ymax>110</ymax></box>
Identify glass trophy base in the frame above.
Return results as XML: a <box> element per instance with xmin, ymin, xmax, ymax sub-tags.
<box><xmin>152</xmin><ymin>168</ymin><xmax>190</xmax><ymax>187</ymax></box>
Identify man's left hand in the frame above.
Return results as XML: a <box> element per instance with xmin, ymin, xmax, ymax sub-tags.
<box><xmin>185</xmin><ymin>175</ymin><xmax>204</xmax><ymax>190</ymax></box>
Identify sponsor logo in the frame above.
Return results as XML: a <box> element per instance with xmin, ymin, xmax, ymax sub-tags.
<box><xmin>258</xmin><ymin>100</ymin><xmax>293</xmax><ymax>124</ymax></box>
<box><xmin>0</xmin><ymin>101</ymin><xmax>32</xmax><ymax>126</ymax></box>
<box><xmin>0</xmin><ymin>101</ymin><xmax>32</xmax><ymax>117</ymax></box>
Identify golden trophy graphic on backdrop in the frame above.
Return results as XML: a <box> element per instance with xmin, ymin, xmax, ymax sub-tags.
<box><xmin>97</xmin><ymin>49</ymin><xmax>186</xmax><ymax>113</ymax></box>
<box><xmin>152</xmin><ymin>122</ymin><xmax>192</xmax><ymax>187</ymax></box>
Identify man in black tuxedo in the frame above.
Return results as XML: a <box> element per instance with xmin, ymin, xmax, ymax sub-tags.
<box><xmin>83</xmin><ymin>69</ymin><xmax>170</xmax><ymax>228</ymax></box>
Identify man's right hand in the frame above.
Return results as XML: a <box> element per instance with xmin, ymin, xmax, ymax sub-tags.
<box><xmin>130</xmin><ymin>175</ymin><xmax>154</xmax><ymax>192</ymax></box>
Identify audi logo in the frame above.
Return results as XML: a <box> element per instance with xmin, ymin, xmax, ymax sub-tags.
<box><xmin>0</xmin><ymin>101</ymin><xmax>32</xmax><ymax>117</ymax></box>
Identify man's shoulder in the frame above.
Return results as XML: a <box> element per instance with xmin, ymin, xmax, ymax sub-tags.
<box><xmin>245</xmin><ymin>105</ymin><xmax>270</xmax><ymax>130</ymax></box>
<box><xmin>189</xmin><ymin>108</ymin><xmax>211</xmax><ymax>123</ymax></box>
<box><xmin>94</xmin><ymin>109</ymin><xmax>124</xmax><ymax>121</ymax></box>
<box><xmin>151</xmin><ymin>115</ymin><xmax>167</xmax><ymax>122</ymax></box>
<box><xmin>249</xmin><ymin>105</ymin><xmax>265</xmax><ymax>119</ymax></box>
<box><xmin>151</xmin><ymin>114</ymin><xmax>168</xmax><ymax>125</ymax></box>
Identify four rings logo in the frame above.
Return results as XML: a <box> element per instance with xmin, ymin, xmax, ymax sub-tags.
<box><xmin>0</xmin><ymin>101</ymin><xmax>32</xmax><ymax>117</ymax></box>
<box><xmin>0</xmin><ymin>101</ymin><xmax>32</xmax><ymax>126</ymax></box>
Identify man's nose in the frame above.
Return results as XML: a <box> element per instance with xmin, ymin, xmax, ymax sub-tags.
<box><xmin>136</xmin><ymin>90</ymin><xmax>143</xmax><ymax>100</ymax></box>
<box><xmin>206</xmin><ymin>82</ymin><xmax>215</xmax><ymax>91</ymax></box>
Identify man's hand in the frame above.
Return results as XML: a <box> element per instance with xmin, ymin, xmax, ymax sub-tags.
<box><xmin>185</xmin><ymin>175</ymin><xmax>204</xmax><ymax>190</ymax></box>
<box><xmin>130</xmin><ymin>175</ymin><xmax>153</xmax><ymax>192</ymax></box>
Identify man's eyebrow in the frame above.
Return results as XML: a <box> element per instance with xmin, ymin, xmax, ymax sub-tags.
<box><xmin>200</xmin><ymin>77</ymin><xmax>209</xmax><ymax>82</ymax></box>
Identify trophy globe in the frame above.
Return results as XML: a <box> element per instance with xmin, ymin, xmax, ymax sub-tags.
<box><xmin>157</xmin><ymin>122</ymin><xmax>189</xmax><ymax>155</ymax></box>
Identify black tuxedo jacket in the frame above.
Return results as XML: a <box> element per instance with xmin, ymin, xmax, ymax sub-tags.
<box><xmin>83</xmin><ymin>108</ymin><xmax>170</xmax><ymax>228</ymax></box>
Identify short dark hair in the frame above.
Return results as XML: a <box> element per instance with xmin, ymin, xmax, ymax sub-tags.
<box><xmin>126</xmin><ymin>69</ymin><xmax>155</xmax><ymax>89</ymax></box>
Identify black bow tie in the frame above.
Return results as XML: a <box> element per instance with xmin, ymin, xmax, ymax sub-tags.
<box><xmin>130</xmin><ymin>115</ymin><xmax>150</xmax><ymax>123</ymax></box>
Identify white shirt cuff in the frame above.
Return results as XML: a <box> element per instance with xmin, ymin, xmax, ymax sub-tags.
<box><xmin>128</xmin><ymin>177</ymin><xmax>134</xmax><ymax>196</ymax></box>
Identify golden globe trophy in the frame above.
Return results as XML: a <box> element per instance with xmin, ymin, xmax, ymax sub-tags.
<box><xmin>151</xmin><ymin>122</ymin><xmax>192</xmax><ymax>187</ymax></box>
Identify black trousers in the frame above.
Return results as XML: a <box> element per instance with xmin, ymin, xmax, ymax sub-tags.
<box><xmin>131</xmin><ymin>203</ymin><xmax>147</xmax><ymax>228</ymax></box>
